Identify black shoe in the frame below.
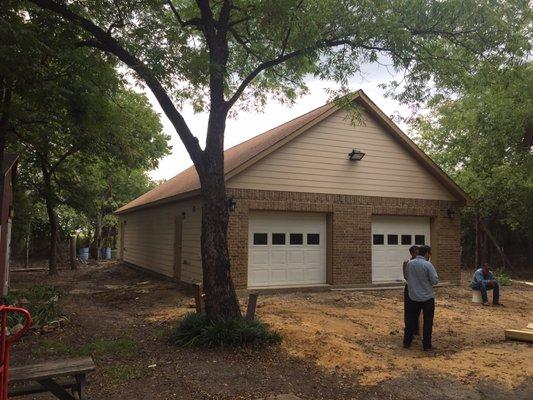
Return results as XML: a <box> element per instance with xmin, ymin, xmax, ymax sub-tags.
<box><xmin>403</xmin><ymin>342</ymin><xmax>411</xmax><ymax>348</ymax></box>
<box><xmin>423</xmin><ymin>346</ymin><xmax>434</xmax><ymax>351</ymax></box>
<box><xmin>414</xmin><ymin>331</ymin><xmax>420</xmax><ymax>336</ymax></box>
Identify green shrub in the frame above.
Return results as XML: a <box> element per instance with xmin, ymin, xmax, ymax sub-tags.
<box><xmin>4</xmin><ymin>286</ymin><xmax>63</xmax><ymax>328</ymax></box>
<box><xmin>169</xmin><ymin>313</ymin><xmax>281</xmax><ymax>349</ymax></box>
<box><xmin>495</xmin><ymin>271</ymin><xmax>512</xmax><ymax>286</ymax></box>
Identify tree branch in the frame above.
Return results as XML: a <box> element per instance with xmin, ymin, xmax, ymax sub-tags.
<box><xmin>50</xmin><ymin>144</ymin><xmax>80</xmax><ymax>173</ymax></box>
<box><xmin>227</xmin><ymin>38</ymin><xmax>394</xmax><ymax>109</ymax></box>
<box><xmin>29</xmin><ymin>0</ymin><xmax>203</xmax><ymax>165</ymax></box>
<box><xmin>165</xmin><ymin>0</ymin><xmax>203</xmax><ymax>28</ymax></box>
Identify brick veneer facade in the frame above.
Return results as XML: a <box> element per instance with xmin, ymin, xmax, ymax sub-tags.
<box><xmin>226</xmin><ymin>188</ymin><xmax>462</xmax><ymax>289</ymax></box>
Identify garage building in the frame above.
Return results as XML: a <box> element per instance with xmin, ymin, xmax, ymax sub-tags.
<box><xmin>116</xmin><ymin>90</ymin><xmax>469</xmax><ymax>289</ymax></box>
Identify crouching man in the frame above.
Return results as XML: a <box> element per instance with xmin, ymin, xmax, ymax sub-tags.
<box><xmin>470</xmin><ymin>262</ymin><xmax>501</xmax><ymax>306</ymax></box>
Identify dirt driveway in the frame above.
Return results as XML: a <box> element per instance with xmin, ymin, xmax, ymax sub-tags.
<box><xmin>7</xmin><ymin>262</ymin><xmax>533</xmax><ymax>400</ymax></box>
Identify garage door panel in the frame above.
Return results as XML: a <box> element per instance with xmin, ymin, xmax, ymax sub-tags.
<box><xmin>270</xmin><ymin>251</ymin><xmax>287</xmax><ymax>264</ymax></box>
<box><xmin>372</xmin><ymin>216</ymin><xmax>430</xmax><ymax>283</ymax></box>
<box><xmin>249</xmin><ymin>212</ymin><xmax>327</xmax><ymax>287</ymax></box>
<box><xmin>250</xmin><ymin>250</ymin><xmax>269</xmax><ymax>265</ymax></box>
<box><xmin>271</xmin><ymin>269</ymin><xmax>288</xmax><ymax>283</ymax></box>
<box><xmin>288</xmin><ymin>250</ymin><xmax>304</xmax><ymax>264</ymax></box>
<box><xmin>304</xmin><ymin>250</ymin><xmax>322</xmax><ymax>264</ymax></box>
<box><xmin>249</xmin><ymin>270</ymin><xmax>270</xmax><ymax>285</ymax></box>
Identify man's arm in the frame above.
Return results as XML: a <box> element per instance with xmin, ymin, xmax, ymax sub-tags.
<box><xmin>403</xmin><ymin>260</ymin><xmax>408</xmax><ymax>280</ymax></box>
<box><xmin>427</xmin><ymin>263</ymin><xmax>439</xmax><ymax>286</ymax></box>
<box><xmin>472</xmin><ymin>270</ymin><xmax>483</xmax><ymax>285</ymax></box>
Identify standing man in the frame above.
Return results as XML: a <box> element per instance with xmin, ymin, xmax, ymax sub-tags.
<box><xmin>403</xmin><ymin>245</ymin><xmax>419</xmax><ymax>336</ymax></box>
<box><xmin>403</xmin><ymin>245</ymin><xmax>439</xmax><ymax>351</ymax></box>
<box><xmin>470</xmin><ymin>262</ymin><xmax>501</xmax><ymax>306</ymax></box>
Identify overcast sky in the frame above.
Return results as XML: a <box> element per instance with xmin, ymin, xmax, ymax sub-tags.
<box><xmin>145</xmin><ymin>62</ymin><xmax>410</xmax><ymax>181</ymax></box>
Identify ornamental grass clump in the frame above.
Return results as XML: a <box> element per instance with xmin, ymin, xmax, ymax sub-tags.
<box><xmin>169</xmin><ymin>313</ymin><xmax>281</xmax><ymax>349</ymax></box>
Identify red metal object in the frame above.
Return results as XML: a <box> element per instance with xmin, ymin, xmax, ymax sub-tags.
<box><xmin>0</xmin><ymin>306</ymin><xmax>31</xmax><ymax>400</ymax></box>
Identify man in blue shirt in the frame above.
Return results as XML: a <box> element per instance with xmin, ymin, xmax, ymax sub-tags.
<box><xmin>470</xmin><ymin>262</ymin><xmax>500</xmax><ymax>306</ymax></box>
<box><xmin>403</xmin><ymin>245</ymin><xmax>439</xmax><ymax>351</ymax></box>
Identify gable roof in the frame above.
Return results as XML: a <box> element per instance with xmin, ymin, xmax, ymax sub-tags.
<box><xmin>116</xmin><ymin>90</ymin><xmax>470</xmax><ymax>214</ymax></box>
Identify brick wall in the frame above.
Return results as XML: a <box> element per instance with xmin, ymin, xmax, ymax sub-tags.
<box><xmin>226</xmin><ymin>188</ymin><xmax>462</xmax><ymax>288</ymax></box>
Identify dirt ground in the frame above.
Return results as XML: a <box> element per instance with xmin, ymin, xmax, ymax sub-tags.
<box><xmin>7</xmin><ymin>262</ymin><xmax>533</xmax><ymax>400</ymax></box>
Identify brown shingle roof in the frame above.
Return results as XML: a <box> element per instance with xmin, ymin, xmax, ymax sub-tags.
<box><xmin>116</xmin><ymin>101</ymin><xmax>336</xmax><ymax>213</ymax></box>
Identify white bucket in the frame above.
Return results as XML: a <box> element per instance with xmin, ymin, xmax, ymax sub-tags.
<box><xmin>472</xmin><ymin>291</ymin><xmax>483</xmax><ymax>303</ymax></box>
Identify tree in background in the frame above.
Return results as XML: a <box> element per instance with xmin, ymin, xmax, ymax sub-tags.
<box><xmin>416</xmin><ymin>63</ymin><xmax>532</xmax><ymax>269</ymax></box>
<box><xmin>3</xmin><ymin>8</ymin><xmax>170</xmax><ymax>274</ymax></box>
<box><xmin>25</xmin><ymin>0</ymin><xmax>531</xmax><ymax>318</ymax></box>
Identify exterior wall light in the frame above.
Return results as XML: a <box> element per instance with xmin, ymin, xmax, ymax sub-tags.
<box><xmin>227</xmin><ymin>197</ymin><xmax>237</xmax><ymax>212</ymax></box>
<box><xmin>348</xmin><ymin>148</ymin><xmax>365</xmax><ymax>161</ymax></box>
<box><xmin>445</xmin><ymin>208</ymin><xmax>455</xmax><ymax>219</ymax></box>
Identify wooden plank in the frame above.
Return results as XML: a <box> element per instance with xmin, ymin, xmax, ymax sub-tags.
<box><xmin>505</xmin><ymin>329</ymin><xmax>533</xmax><ymax>343</ymax></box>
<box><xmin>9</xmin><ymin>357</ymin><xmax>95</xmax><ymax>382</ymax></box>
<box><xmin>526</xmin><ymin>323</ymin><xmax>533</xmax><ymax>331</ymax></box>
<box><xmin>194</xmin><ymin>284</ymin><xmax>204</xmax><ymax>314</ymax></box>
<box><xmin>9</xmin><ymin>380</ymin><xmax>76</xmax><ymax>396</ymax></box>
<box><xmin>37</xmin><ymin>378</ymin><xmax>77</xmax><ymax>400</ymax></box>
<box><xmin>246</xmin><ymin>293</ymin><xmax>259</xmax><ymax>320</ymax></box>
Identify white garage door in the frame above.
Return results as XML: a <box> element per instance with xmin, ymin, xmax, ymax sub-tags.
<box><xmin>248</xmin><ymin>212</ymin><xmax>327</xmax><ymax>288</ymax></box>
<box><xmin>372</xmin><ymin>216</ymin><xmax>431</xmax><ymax>283</ymax></box>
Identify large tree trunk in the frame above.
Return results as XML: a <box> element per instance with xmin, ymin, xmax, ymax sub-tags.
<box><xmin>198</xmin><ymin>108</ymin><xmax>241</xmax><ymax>319</ymax></box>
<box><xmin>43</xmin><ymin>172</ymin><xmax>59</xmax><ymax>275</ymax></box>
<box><xmin>199</xmin><ymin>172</ymin><xmax>241</xmax><ymax>319</ymax></box>
<box><xmin>0</xmin><ymin>78</ymin><xmax>12</xmax><ymax>244</ymax></box>
<box><xmin>95</xmin><ymin>213</ymin><xmax>102</xmax><ymax>262</ymax></box>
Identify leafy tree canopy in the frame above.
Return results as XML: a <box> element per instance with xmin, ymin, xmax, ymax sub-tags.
<box><xmin>416</xmin><ymin>62</ymin><xmax>533</xmax><ymax>239</ymax></box>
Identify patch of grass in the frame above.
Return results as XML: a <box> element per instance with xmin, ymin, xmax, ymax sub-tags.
<box><xmin>79</xmin><ymin>337</ymin><xmax>138</xmax><ymax>358</ymax></box>
<box><xmin>152</xmin><ymin>327</ymin><xmax>167</xmax><ymax>339</ymax></box>
<box><xmin>102</xmin><ymin>363</ymin><xmax>152</xmax><ymax>382</ymax></box>
<box><xmin>31</xmin><ymin>339</ymin><xmax>73</xmax><ymax>357</ymax></box>
<box><xmin>4</xmin><ymin>286</ymin><xmax>63</xmax><ymax>328</ymax></box>
<box><xmin>169</xmin><ymin>313</ymin><xmax>282</xmax><ymax>349</ymax></box>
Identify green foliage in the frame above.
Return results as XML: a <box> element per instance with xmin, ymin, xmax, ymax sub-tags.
<box><xmin>495</xmin><ymin>271</ymin><xmax>512</xmax><ymax>286</ymax></box>
<box><xmin>1</xmin><ymin>5</ymin><xmax>170</xmax><ymax>261</ymax></box>
<box><xmin>5</xmin><ymin>286</ymin><xmax>63</xmax><ymax>328</ymax></box>
<box><xmin>169</xmin><ymin>313</ymin><xmax>282</xmax><ymax>349</ymax></box>
<box><xmin>416</xmin><ymin>62</ymin><xmax>532</xmax><ymax>265</ymax></box>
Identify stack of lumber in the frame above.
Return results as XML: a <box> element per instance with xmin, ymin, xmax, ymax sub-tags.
<box><xmin>504</xmin><ymin>323</ymin><xmax>533</xmax><ymax>343</ymax></box>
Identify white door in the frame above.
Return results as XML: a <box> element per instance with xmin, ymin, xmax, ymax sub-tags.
<box><xmin>248</xmin><ymin>212</ymin><xmax>327</xmax><ymax>288</ymax></box>
<box><xmin>372</xmin><ymin>216</ymin><xmax>430</xmax><ymax>283</ymax></box>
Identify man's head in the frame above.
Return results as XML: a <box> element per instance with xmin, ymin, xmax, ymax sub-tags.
<box><xmin>418</xmin><ymin>245</ymin><xmax>432</xmax><ymax>260</ymax></box>
<box><xmin>409</xmin><ymin>245</ymin><xmax>419</xmax><ymax>258</ymax></box>
<box><xmin>482</xmin><ymin>262</ymin><xmax>490</xmax><ymax>274</ymax></box>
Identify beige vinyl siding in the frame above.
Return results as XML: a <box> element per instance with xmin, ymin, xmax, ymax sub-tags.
<box><xmin>118</xmin><ymin>199</ymin><xmax>202</xmax><ymax>283</ymax></box>
<box><xmin>227</xmin><ymin>109</ymin><xmax>455</xmax><ymax>200</ymax></box>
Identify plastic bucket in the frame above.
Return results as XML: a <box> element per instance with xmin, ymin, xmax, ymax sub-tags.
<box><xmin>79</xmin><ymin>247</ymin><xmax>89</xmax><ymax>261</ymax></box>
<box><xmin>101</xmin><ymin>247</ymin><xmax>112</xmax><ymax>260</ymax></box>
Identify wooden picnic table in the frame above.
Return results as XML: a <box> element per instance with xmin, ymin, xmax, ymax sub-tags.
<box><xmin>8</xmin><ymin>357</ymin><xmax>95</xmax><ymax>400</ymax></box>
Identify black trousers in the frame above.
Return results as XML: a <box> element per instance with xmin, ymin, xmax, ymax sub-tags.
<box><xmin>403</xmin><ymin>285</ymin><xmax>419</xmax><ymax>335</ymax></box>
<box><xmin>403</xmin><ymin>297</ymin><xmax>435</xmax><ymax>349</ymax></box>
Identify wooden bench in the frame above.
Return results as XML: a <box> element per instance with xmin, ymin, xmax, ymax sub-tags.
<box><xmin>8</xmin><ymin>357</ymin><xmax>95</xmax><ymax>400</ymax></box>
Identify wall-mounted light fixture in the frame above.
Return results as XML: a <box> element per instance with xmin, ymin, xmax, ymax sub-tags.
<box><xmin>445</xmin><ymin>208</ymin><xmax>456</xmax><ymax>219</ymax></box>
<box><xmin>227</xmin><ymin>197</ymin><xmax>237</xmax><ymax>212</ymax></box>
<box><xmin>348</xmin><ymin>148</ymin><xmax>365</xmax><ymax>161</ymax></box>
